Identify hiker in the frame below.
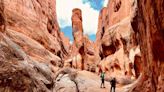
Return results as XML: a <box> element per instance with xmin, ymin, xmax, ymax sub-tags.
<box><xmin>110</xmin><ymin>77</ymin><xmax>116</xmax><ymax>92</ymax></box>
<box><xmin>100</xmin><ymin>72</ymin><xmax>105</xmax><ymax>88</ymax></box>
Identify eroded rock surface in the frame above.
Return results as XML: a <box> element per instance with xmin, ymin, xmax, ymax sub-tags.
<box><xmin>131</xmin><ymin>0</ymin><xmax>164</xmax><ymax>92</ymax></box>
<box><xmin>0</xmin><ymin>0</ymin><xmax>69</xmax><ymax>91</ymax></box>
<box><xmin>83</xmin><ymin>35</ymin><xmax>97</xmax><ymax>72</ymax></box>
<box><xmin>64</xmin><ymin>8</ymin><xmax>84</xmax><ymax>70</ymax></box>
<box><xmin>95</xmin><ymin>0</ymin><xmax>140</xmax><ymax>80</ymax></box>
<box><xmin>0</xmin><ymin>0</ymin><xmax>163</xmax><ymax>91</ymax></box>
<box><xmin>64</xmin><ymin>8</ymin><xmax>96</xmax><ymax>72</ymax></box>
<box><xmin>72</xmin><ymin>8</ymin><xmax>83</xmax><ymax>49</ymax></box>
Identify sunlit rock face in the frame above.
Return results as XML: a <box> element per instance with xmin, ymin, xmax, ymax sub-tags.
<box><xmin>83</xmin><ymin>35</ymin><xmax>97</xmax><ymax>72</ymax></box>
<box><xmin>96</xmin><ymin>0</ymin><xmax>164</xmax><ymax>91</ymax></box>
<box><xmin>0</xmin><ymin>0</ymin><xmax>163</xmax><ymax>91</ymax></box>
<box><xmin>0</xmin><ymin>0</ymin><xmax>70</xmax><ymax>61</ymax></box>
<box><xmin>95</xmin><ymin>7</ymin><xmax>108</xmax><ymax>63</ymax></box>
<box><xmin>107</xmin><ymin>0</ymin><xmax>135</xmax><ymax>27</ymax></box>
<box><xmin>0</xmin><ymin>0</ymin><xmax>69</xmax><ymax>91</ymax></box>
<box><xmin>131</xmin><ymin>0</ymin><xmax>164</xmax><ymax>92</ymax></box>
<box><xmin>71</xmin><ymin>8</ymin><xmax>84</xmax><ymax>59</ymax></box>
<box><xmin>64</xmin><ymin>8</ymin><xmax>97</xmax><ymax>72</ymax></box>
<box><xmin>64</xmin><ymin>8</ymin><xmax>84</xmax><ymax>70</ymax></box>
<box><xmin>96</xmin><ymin>0</ymin><xmax>140</xmax><ymax>80</ymax></box>
<box><xmin>72</xmin><ymin>8</ymin><xmax>83</xmax><ymax>49</ymax></box>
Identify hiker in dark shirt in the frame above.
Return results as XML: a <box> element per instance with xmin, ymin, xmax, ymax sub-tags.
<box><xmin>110</xmin><ymin>77</ymin><xmax>116</xmax><ymax>92</ymax></box>
<box><xmin>100</xmin><ymin>72</ymin><xmax>105</xmax><ymax>88</ymax></box>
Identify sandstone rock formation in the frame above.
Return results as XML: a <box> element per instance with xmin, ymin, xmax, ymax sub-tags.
<box><xmin>0</xmin><ymin>0</ymin><xmax>163</xmax><ymax>91</ymax></box>
<box><xmin>0</xmin><ymin>0</ymin><xmax>69</xmax><ymax>91</ymax></box>
<box><xmin>64</xmin><ymin>8</ymin><xmax>84</xmax><ymax>70</ymax></box>
<box><xmin>72</xmin><ymin>8</ymin><xmax>83</xmax><ymax>49</ymax></box>
<box><xmin>95</xmin><ymin>7</ymin><xmax>107</xmax><ymax>62</ymax></box>
<box><xmin>83</xmin><ymin>35</ymin><xmax>96</xmax><ymax>72</ymax></box>
<box><xmin>131</xmin><ymin>0</ymin><xmax>164</xmax><ymax>91</ymax></box>
<box><xmin>64</xmin><ymin>8</ymin><xmax>96</xmax><ymax>72</ymax></box>
<box><xmin>1</xmin><ymin>0</ymin><xmax>69</xmax><ymax>60</ymax></box>
<box><xmin>60</xmin><ymin>32</ymin><xmax>70</xmax><ymax>58</ymax></box>
<box><xmin>95</xmin><ymin>0</ymin><xmax>139</xmax><ymax>80</ymax></box>
<box><xmin>96</xmin><ymin>0</ymin><xmax>164</xmax><ymax>92</ymax></box>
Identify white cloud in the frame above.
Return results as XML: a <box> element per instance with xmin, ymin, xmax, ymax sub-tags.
<box><xmin>70</xmin><ymin>40</ymin><xmax>73</xmax><ymax>44</ymax></box>
<box><xmin>56</xmin><ymin>0</ymin><xmax>99</xmax><ymax>35</ymax></box>
<box><xmin>103</xmin><ymin>0</ymin><xmax>108</xmax><ymax>7</ymax></box>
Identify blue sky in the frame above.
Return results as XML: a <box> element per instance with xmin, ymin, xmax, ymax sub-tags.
<box><xmin>56</xmin><ymin>0</ymin><xmax>108</xmax><ymax>42</ymax></box>
<box><xmin>82</xmin><ymin>0</ymin><xmax>104</xmax><ymax>10</ymax></box>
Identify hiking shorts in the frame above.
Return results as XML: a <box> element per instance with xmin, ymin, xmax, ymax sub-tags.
<box><xmin>101</xmin><ymin>79</ymin><xmax>104</xmax><ymax>83</ymax></box>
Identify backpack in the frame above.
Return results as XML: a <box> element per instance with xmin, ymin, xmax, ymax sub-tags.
<box><xmin>100</xmin><ymin>72</ymin><xmax>105</xmax><ymax>79</ymax></box>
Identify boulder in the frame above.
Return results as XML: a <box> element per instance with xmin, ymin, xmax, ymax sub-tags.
<box><xmin>0</xmin><ymin>33</ymin><xmax>55</xmax><ymax>91</ymax></box>
<box><xmin>54</xmin><ymin>68</ymin><xmax>110</xmax><ymax>92</ymax></box>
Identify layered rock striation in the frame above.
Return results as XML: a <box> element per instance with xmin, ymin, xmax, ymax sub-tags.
<box><xmin>64</xmin><ymin>8</ymin><xmax>97</xmax><ymax>72</ymax></box>
<box><xmin>131</xmin><ymin>0</ymin><xmax>164</xmax><ymax>91</ymax></box>
<box><xmin>0</xmin><ymin>0</ymin><xmax>69</xmax><ymax>91</ymax></box>
<box><xmin>64</xmin><ymin>8</ymin><xmax>84</xmax><ymax>70</ymax></box>
<box><xmin>95</xmin><ymin>0</ymin><xmax>140</xmax><ymax>80</ymax></box>
<box><xmin>72</xmin><ymin>8</ymin><xmax>84</xmax><ymax>49</ymax></box>
<box><xmin>0</xmin><ymin>0</ymin><xmax>163</xmax><ymax>91</ymax></box>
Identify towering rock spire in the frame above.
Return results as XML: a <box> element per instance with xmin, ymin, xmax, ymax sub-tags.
<box><xmin>71</xmin><ymin>8</ymin><xmax>83</xmax><ymax>48</ymax></box>
<box><xmin>64</xmin><ymin>8</ymin><xmax>97</xmax><ymax>72</ymax></box>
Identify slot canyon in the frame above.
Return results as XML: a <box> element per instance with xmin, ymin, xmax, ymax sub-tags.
<box><xmin>0</xmin><ymin>0</ymin><xmax>163</xmax><ymax>92</ymax></box>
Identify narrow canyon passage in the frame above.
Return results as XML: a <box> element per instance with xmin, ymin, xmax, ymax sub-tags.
<box><xmin>62</xmin><ymin>0</ymin><xmax>140</xmax><ymax>90</ymax></box>
<box><xmin>0</xmin><ymin>0</ymin><xmax>163</xmax><ymax>92</ymax></box>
